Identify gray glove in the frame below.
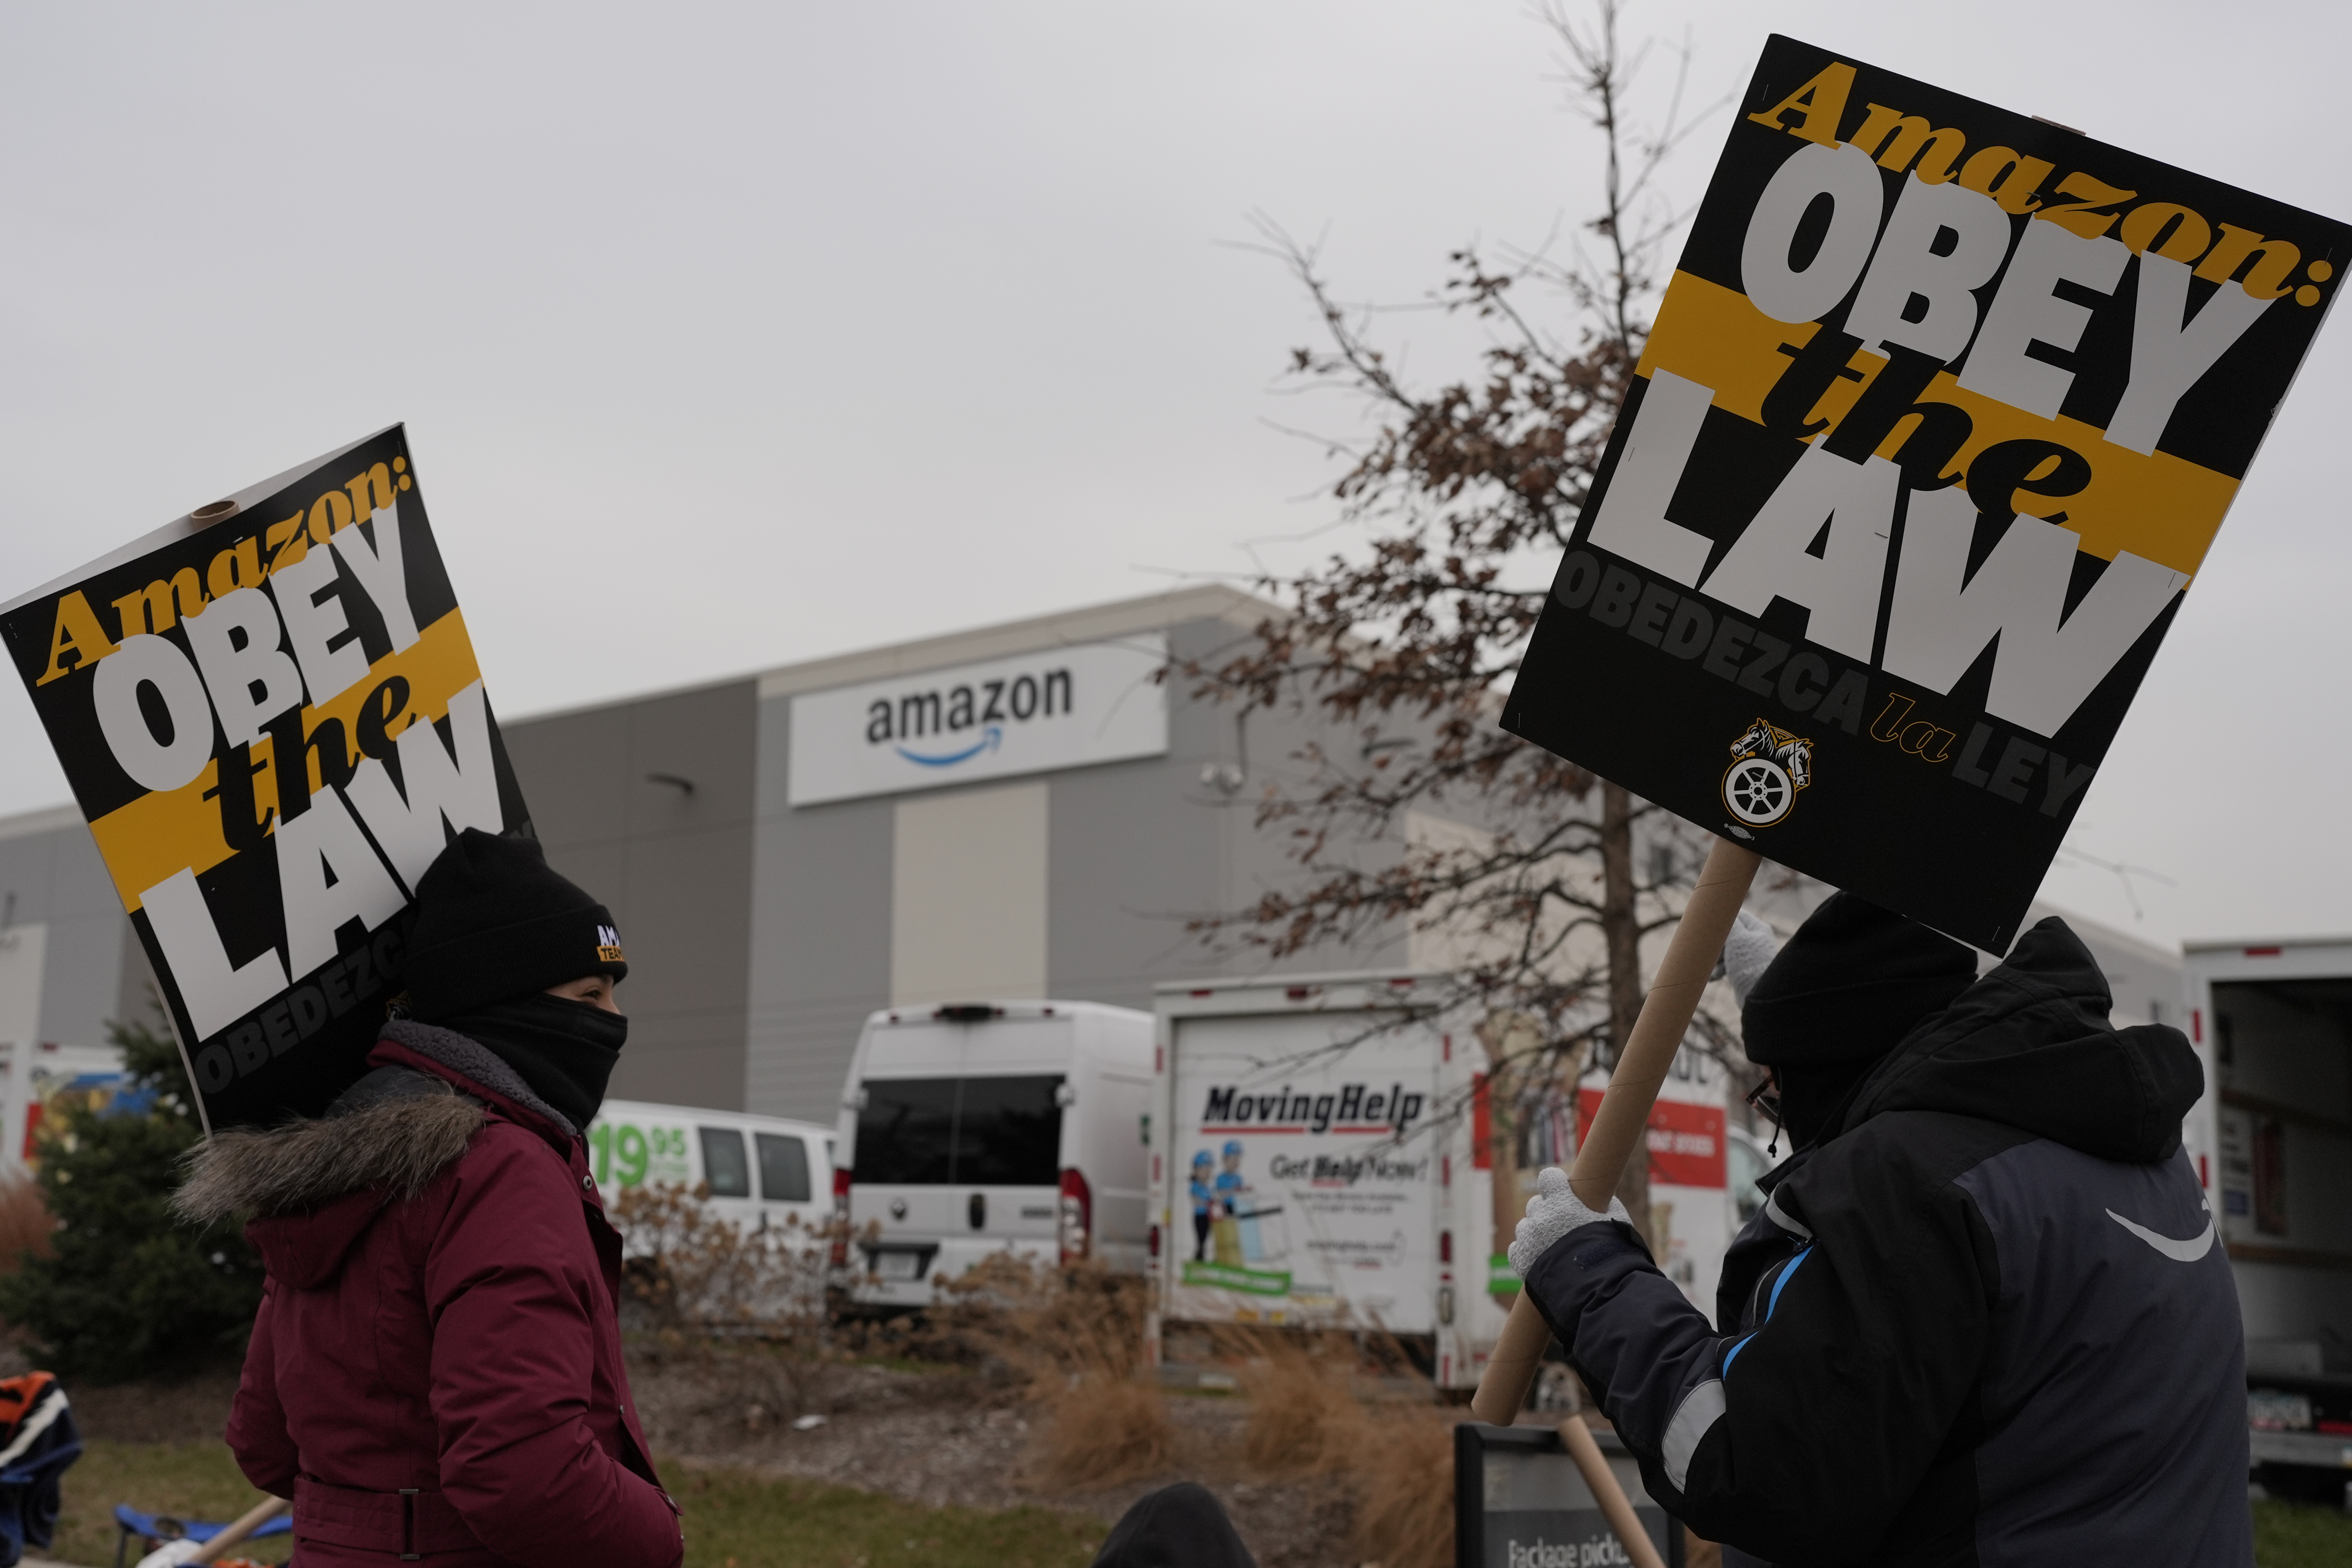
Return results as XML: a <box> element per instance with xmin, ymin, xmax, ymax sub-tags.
<box><xmin>1508</xmin><ymin>1166</ymin><xmax>1633</xmax><ymax>1278</ymax></box>
<box><xmin>1721</xmin><ymin>908</ymin><xmax>1782</xmax><ymax>1006</ymax></box>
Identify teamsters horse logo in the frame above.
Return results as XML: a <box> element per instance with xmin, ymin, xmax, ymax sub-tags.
<box><xmin>1723</xmin><ymin>717</ymin><xmax>1813</xmax><ymax>828</ymax></box>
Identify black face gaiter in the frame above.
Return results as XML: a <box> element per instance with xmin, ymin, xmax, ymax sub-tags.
<box><xmin>1774</xmin><ymin>1058</ymin><xmax>1881</xmax><ymax>1150</ymax></box>
<box><xmin>447</xmin><ymin>992</ymin><xmax>628</xmax><ymax>1131</ymax></box>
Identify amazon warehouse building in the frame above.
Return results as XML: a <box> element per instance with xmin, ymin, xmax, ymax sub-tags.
<box><xmin>0</xmin><ymin>586</ymin><xmax>1439</xmax><ymax>1125</ymax></box>
<box><xmin>0</xmin><ymin>583</ymin><xmax>2184</xmax><ymax>1131</ymax></box>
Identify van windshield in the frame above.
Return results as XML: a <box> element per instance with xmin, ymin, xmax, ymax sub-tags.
<box><xmin>954</xmin><ymin>1076</ymin><xmax>1064</xmax><ymax>1186</ymax></box>
<box><xmin>856</xmin><ymin>1079</ymin><xmax>957</xmax><ymax>1184</ymax></box>
<box><xmin>856</xmin><ymin>1075</ymin><xmax>1063</xmax><ymax>1187</ymax></box>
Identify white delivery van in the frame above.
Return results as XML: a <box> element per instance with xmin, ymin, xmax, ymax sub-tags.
<box><xmin>1147</xmin><ymin>973</ymin><xmax>1507</xmax><ymax>1392</ymax></box>
<box><xmin>589</xmin><ymin>1098</ymin><xmax>837</xmax><ymax>1241</ymax></box>
<box><xmin>834</xmin><ymin>1001</ymin><xmax>1153</xmax><ymax>1311</ymax></box>
<box><xmin>2180</xmin><ymin>939</ymin><xmax>2352</xmax><ymax>1498</ymax></box>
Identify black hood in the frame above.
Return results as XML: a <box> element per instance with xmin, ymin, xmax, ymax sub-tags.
<box><xmin>1834</xmin><ymin>916</ymin><xmax>2202</xmax><ymax>1163</ymax></box>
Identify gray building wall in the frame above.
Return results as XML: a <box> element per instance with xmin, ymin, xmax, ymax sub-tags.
<box><xmin>499</xmin><ymin>679</ymin><xmax>758</xmax><ymax>1111</ymax></box>
<box><xmin>741</xmin><ymin>588</ymin><xmax>1413</xmax><ymax>1121</ymax></box>
<box><xmin>744</xmin><ymin>693</ymin><xmax>894</xmax><ymax>1121</ymax></box>
<box><xmin>1044</xmin><ymin>613</ymin><xmax>1407</xmax><ymax>1011</ymax></box>
<box><xmin>0</xmin><ymin>805</ymin><xmax>150</xmax><ymax>1046</ymax></box>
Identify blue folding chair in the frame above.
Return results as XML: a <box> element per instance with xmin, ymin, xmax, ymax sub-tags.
<box><xmin>111</xmin><ymin>1503</ymin><xmax>294</xmax><ymax>1568</ymax></box>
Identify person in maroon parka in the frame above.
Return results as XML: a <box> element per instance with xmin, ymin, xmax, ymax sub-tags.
<box><xmin>178</xmin><ymin>830</ymin><xmax>682</xmax><ymax>1568</ymax></box>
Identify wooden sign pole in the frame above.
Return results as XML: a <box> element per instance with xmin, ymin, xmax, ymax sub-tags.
<box><xmin>137</xmin><ymin>1494</ymin><xmax>289</xmax><ymax>1568</ymax></box>
<box><xmin>1558</xmin><ymin>1418</ymin><xmax>1669</xmax><ymax>1568</ymax></box>
<box><xmin>1469</xmin><ymin>837</ymin><xmax>1761</xmax><ymax>1425</ymax></box>
<box><xmin>191</xmin><ymin>1495</ymin><xmax>289</xmax><ymax>1565</ymax></box>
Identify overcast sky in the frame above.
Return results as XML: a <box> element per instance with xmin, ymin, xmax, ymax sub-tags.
<box><xmin>1</xmin><ymin>1</ymin><xmax>2344</xmax><ymax>952</ymax></box>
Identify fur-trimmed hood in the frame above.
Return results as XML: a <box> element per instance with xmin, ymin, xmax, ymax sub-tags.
<box><xmin>173</xmin><ymin>1016</ymin><xmax>577</xmax><ymax>1231</ymax></box>
<box><xmin>175</xmin><ymin>1022</ymin><xmax>587</xmax><ymax>1290</ymax></box>
<box><xmin>174</xmin><ymin>1080</ymin><xmax>483</xmax><ymax>1227</ymax></box>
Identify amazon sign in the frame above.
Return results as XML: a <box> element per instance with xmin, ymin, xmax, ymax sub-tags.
<box><xmin>785</xmin><ymin>634</ymin><xmax>1169</xmax><ymax>806</ymax></box>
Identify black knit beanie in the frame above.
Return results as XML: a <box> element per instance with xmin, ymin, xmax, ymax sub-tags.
<box><xmin>1741</xmin><ymin>892</ymin><xmax>1977</xmax><ymax>1069</ymax></box>
<box><xmin>404</xmin><ymin>829</ymin><xmax>628</xmax><ymax>1022</ymax></box>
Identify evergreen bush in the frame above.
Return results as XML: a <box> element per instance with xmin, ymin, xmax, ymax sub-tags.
<box><xmin>0</xmin><ymin>1001</ymin><xmax>262</xmax><ymax>1381</ymax></box>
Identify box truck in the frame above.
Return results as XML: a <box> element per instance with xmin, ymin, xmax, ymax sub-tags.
<box><xmin>1147</xmin><ymin>972</ymin><xmax>1507</xmax><ymax>1391</ymax></box>
<box><xmin>1147</xmin><ymin>972</ymin><xmax>1744</xmax><ymax>1395</ymax></box>
<box><xmin>2182</xmin><ymin>938</ymin><xmax>2352</xmax><ymax>1496</ymax></box>
<box><xmin>834</xmin><ymin>1000</ymin><xmax>1154</xmax><ymax>1312</ymax></box>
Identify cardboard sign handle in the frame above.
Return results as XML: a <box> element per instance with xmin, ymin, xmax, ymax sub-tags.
<box><xmin>180</xmin><ymin>1495</ymin><xmax>289</xmax><ymax>1566</ymax></box>
<box><xmin>1558</xmin><ymin>1418</ymin><xmax>1669</xmax><ymax>1568</ymax></box>
<box><xmin>1469</xmin><ymin>837</ymin><xmax>1762</xmax><ymax>1425</ymax></box>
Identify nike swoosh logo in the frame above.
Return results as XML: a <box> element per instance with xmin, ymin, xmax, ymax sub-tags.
<box><xmin>2105</xmin><ymin>1208</ymin><xmax>2217</xmax><ymax>1262</ymax></box>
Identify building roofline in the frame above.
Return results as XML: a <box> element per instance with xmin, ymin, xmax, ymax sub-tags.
<box><xmin>2025</xmin><ymin>899</ymin><xmax>2182</xmax><ymax>965</ymax></box>
<box><xmin>0</xmin><ymin>803</ymin><xmax>92</xmax><ymax>844</ymax></box>
<box><xmin>2182</xmin><ymin>934</ymin><xmax>2352</xmax><ymax>955</ymax></box>
<box><xmin>503</xmin><ymin>582</ymin><xmax>1278</xmax><ymax>727</ymax></box>
<box><xmin>751</xmin><ymin>583</ymin><xmax>1275</xmax><ymax>702</ymax></box>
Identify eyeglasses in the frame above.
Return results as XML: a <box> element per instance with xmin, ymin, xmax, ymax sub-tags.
<box><xmin>1745</xmin><ymin>1070</ymin><xmax>1783</xmax><ymax>1157</ymax></box>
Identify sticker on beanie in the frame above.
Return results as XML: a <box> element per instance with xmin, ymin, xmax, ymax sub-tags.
<box><xmin>597</xmin><ymin>923</ymin><xmax>625</xmax><ymax>965</ymax></box>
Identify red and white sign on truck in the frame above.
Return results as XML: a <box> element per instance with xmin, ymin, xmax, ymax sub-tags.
<box><xmin>1577</xmin><ymin>1043</ymin><xmax>1733</xmax><ymax>1312</ymax></box>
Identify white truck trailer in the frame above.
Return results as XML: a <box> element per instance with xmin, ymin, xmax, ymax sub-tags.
<box><xmin>2183</xmin><ymin>937</ymin><xmax>2352</xmax><ymax>1496</ymax></box>
<box><xmin>1146</xmin><ymin>972</ymin><xmax>1507</xmax><ymax>1392</ymax></box>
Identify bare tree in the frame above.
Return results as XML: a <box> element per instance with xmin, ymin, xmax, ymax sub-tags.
<box><xmin>1184</xmin><ymin>0</ymin><xmax>1742</xmax><ymax>1245</ymax></box>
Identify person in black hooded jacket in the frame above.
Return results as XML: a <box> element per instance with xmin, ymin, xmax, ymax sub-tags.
<box><xmin>1508</xmin><ymin>894</ymin><xmax>2249</xmax><ymax>1568</ymax></box>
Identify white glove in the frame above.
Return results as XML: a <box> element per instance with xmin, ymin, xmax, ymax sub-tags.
<box><xmin>135</xmin><ymin>1539</ymin><xmax>205</xmax><ymax>1568</ymax></box>
<box><xmin>1721</xmin><ymin>908</ymin><xmax>1782</xmax><ymax>1006</ymax></box>
<box><xmin>1508</xmin><ymin>1166</ymin><xmax>1632</xmax><ymax>1277</ymax></box>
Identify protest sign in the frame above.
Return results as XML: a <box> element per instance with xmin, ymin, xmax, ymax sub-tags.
<box><xmin>0</xmin><ymin>427</ymin><xmax>530</xmax><ymax>1130</ymax></box>
<box><xmin>1502</xmin><ymin>35</ymin><xmax>2349</xmax><ymax>950</ymax></box>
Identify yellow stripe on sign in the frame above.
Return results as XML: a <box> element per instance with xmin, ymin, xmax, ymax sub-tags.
<box><xmin>1634</xmin><ymin>270</ymin><xmax>2239</xmax><ymax>577</ymax></box>
<box><xmin>90</xmin><ymin>607</ymin><xmax>486</xmax><ymax>912</ymax></box>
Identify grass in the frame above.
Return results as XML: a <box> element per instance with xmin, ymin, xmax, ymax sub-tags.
<box><xmin>2255</xmin><ymin>1497</ymin><xmax>2352</xmax><ymax>1568</ymax></box>
<box><xmin>41</xmin><ymin>1441</ymin><xmax>1104</xmax><ymax>1568</ymax></box>
<box><xmin>52</xmin><ymin>1440</ymin><xmax>293</xmax><ymax>1566</ymax></box>
<box><xmin>58</xmin><ymin>1432</ymin><xmax>2344</xmax><ymax>1568</ymax></box>
<box><xmin>670</xmin><ymin>1465</ymin><xmax>1104</xmax><ymax>1568</ymax></box>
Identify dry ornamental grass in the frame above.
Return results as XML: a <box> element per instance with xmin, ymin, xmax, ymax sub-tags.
<box><xmin>1024</xmin><ymin>1373</ymin><xmax>1179</xmax><ymax>1492</ymax></box>
<box><xmin>1225</xmin><ymin>1331</ymin><xmax>1453</xmax><ymax>1568</ymax></box>
<box><xmin>608</xmin><ymin>1186</ymin><xmax>1461</xmax><ymax>1566</ymax></box>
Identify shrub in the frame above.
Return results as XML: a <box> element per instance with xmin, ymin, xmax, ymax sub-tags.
<box><xmin>0</xmin><ymin>1176</ymin><xmax>54</xmax><ymax>1274</ymax></box>
<box><xmin>609</xmin><ymin>1181</ymin><xmax>847</xmax><ymax>1421</ymax></box>
<box><xmin>1215</xmin><ymin>1326</ymin><xmax>1455</xmax><ymax>1568</ymax></box>
<box><xmin>1346</xmin><ymin>1403</ymin><xmax>1455</xmax><ymax>1568</ymax></box>
<box><xmin>913</xmin><ymin>1251</ymin><xmax>1175</xmax><ymax>1492</ymax></box>
<box><xmin>0</xmin><ymin>1002</ymin><xmax>263</xmax><ymax>1381</ymax></box>
<box><xmin>609</xmin><ymin>1182</ymin><xmax>840</xmax><ymax>1332</ymax></box>
<box><xmin>1237</xmin><ymin>1334</ymin><xmax>1367</xmax><ymax>1479</ymax></box>
<box><xmin>1024</xmin><ymin>1372</ymin><xmax>1177</xmax><ymax>1492</ymax></box>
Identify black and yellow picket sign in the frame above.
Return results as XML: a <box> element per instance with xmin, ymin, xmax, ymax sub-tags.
<box><xmin>1504</xmin><ymin>36</ymin><xmax>2349</xmax><ymax>950</ymax></box>
<box><xmin>0</xmin><ymin>427</ymin><xmax>530</xmax><ymax>1130</ymax></box>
